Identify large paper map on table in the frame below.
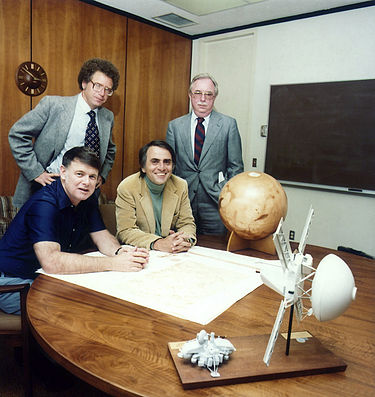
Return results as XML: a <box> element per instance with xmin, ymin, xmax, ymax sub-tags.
<box><xmin>38</xmin><ymin>246</ymin><xmax>280</xmax><ymax>325</ymax></box>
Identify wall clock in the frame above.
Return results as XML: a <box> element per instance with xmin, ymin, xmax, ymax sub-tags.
<box><xmin>15</xmin><ymin>61</ymin><xmax>48</xmax><ymax>96</ymax></box>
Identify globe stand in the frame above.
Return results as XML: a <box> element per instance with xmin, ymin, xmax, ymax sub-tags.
<box><xmin>226</xmin><ymin>231</ymin><xmax>276</xmax><ymax>255</ymax></box>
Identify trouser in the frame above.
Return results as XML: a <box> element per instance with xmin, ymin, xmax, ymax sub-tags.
<box><xmin>0</xmin><ymin>273</ymin><xmax>34</xmax><ymax>315</ymax></box>
<box><xmin>191</xmin><ymin>184</ymin><xmax>227</xmax><ymax>235</ymax></box>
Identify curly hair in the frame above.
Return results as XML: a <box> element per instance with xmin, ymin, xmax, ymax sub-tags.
<box><xmin>78</xmin><ymin>58</ymin><xmax>120</xmax><ymax>91</ymax></box>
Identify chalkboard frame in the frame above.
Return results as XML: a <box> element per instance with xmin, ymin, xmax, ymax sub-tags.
<box><xmin>264</xmin><ymin>79</ymin><xmax>375</xmax><ymax>196</ymax></box>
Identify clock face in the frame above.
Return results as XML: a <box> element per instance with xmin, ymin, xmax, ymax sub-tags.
<box><xmin>16</xmin><ymin>61</ymin><xmax>48</xmax><ymax>96</ymax></box>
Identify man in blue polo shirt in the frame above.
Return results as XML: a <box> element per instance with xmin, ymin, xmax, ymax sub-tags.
<box><xmin>0</xmin><ymin>146</ymin><xmax>149</xmax><ymax>314</ymax></box>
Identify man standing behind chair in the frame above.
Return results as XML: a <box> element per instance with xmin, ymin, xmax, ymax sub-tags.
<box><xmin>9</xmin><ymin>58</ymin><xmax>120</xmax><ymax>209</ymax></box>
<box><xmin>116</xmin><ymin>140</ymin><xmax>196</xmax><ymax>253</ymax></box>
<box><xmin>166</xmin><ymin>73</ymin><xmax>244</xmax><ymax>235</ymax></box>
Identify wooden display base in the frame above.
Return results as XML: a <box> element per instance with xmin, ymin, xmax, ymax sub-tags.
<box><xmin>226</xmin><ymin>231</ymin><xmax>276</xmax><ymax>255</ymax></box>
<box><xmin>168</xmin><ymin>333</ymin><xmax>346</xmax><ymax>390</ymax></box>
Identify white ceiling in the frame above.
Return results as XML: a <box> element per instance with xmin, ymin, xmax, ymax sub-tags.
<box><xmin>92</xmin><ymin>0</ymin><xmax>372</xmax><ymax>37</ymax></box>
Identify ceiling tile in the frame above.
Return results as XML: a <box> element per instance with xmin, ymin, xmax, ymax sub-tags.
<box><xmin>163</xmin><ymin>0</ymin><xmax>252</xmax><ymax>16</ymax></box>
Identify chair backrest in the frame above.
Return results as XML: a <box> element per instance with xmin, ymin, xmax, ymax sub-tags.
<box><xmin>0</xmin><ymin>196</ymin><xmax>17</xmax><ymax>239</ymax></box>
<box><xmin>99</xmin><ymin>202</ymin><xmax>117</xmax><ymax>237</ymax></box>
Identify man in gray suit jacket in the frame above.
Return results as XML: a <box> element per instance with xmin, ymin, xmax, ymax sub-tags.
<box><xmin>9</xmin><ymin>58</ymin><xmax>119</xmax><ymax>208</ymax></box>
<box><xmin>166</xmin><ymin>73</ymin><xmax>244</xmax><ymax>235</ymax></box>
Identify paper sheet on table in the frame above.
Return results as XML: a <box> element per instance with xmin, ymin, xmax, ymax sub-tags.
<box><xmin>37</xmin><ymin>245</ymin><xmax>281</xmax><ymax>325</ymax></box>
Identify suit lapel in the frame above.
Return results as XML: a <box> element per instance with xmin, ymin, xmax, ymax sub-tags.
<box><xmin>54</xmin><ymin>95</ymin><xmax>78</xmax><ymax>155</ymax></box>
<box><xmin>180</xmin><ymin>114</ymin><xmax>195</xmax><ymax>166</ymax></box>
<box><xmin>139</xmin><ymin>178</ymin><xmax>156</xmax><ymax>234</ymax></box>
<box><xmin>200</xmin><ymin>110</ymin><xmax>221</xmax><ymax>163</ymax></box>
<box><xmin>97</xmin><ymin>107</ymin><xmax>110</xmax><ymax>162</ymax></box>
<box><xmin>161</xmin><ymin>179</ymin><xmax>178</xmax><ymax>236</ymax></box>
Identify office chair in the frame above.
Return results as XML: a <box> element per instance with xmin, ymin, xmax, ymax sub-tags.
<box><xmin>0</xmin><ymin>284</ymin><xmax>32</xmax><ymax>397</ymax></box>
<box><xmin>99</xmin><ymin>202</ymin><xmax>117</xmax><ymax>236</ymax></box>
<box><xmin>0</xmin><ymin>195</ymin><xmax>17</xmax><ymax>240</ymax></box>
<box><xmin>337</xmin><ymin>246</ymin><xmax>374</xmax><ymax>260</ymax></box>
<box><xmin>98</xmin><ymin>192</ymin><xmax>117</xmax><ymax>237</ymax></box>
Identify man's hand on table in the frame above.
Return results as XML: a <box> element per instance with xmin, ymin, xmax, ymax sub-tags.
<box><xmin>153</xmin><ymin>230</ymin><xmax>193</xmax><ymax>253</ymax></box>
<box><xmin>112</xmin><ymin>246</ymin><xmax>149</xmax><ymax>272</ymax></box>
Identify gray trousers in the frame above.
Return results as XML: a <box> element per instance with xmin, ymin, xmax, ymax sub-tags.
<box><xmin>191</xmin><ymin>184</ymin><xmax>227</xmax><ymax>235</ymax></box>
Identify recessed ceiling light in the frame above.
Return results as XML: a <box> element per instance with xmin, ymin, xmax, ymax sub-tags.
<box><xmin>153</xmin><ymin>13</ymin><xmax>197</xmax><ymax>28</ymax></box>
<box><xmin>162</xmin><ymin>0</ymin><xmax>264</xmax><ymax>16</ymax></box>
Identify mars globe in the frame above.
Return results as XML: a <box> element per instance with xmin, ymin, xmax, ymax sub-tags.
<box><xmin>219</xmin><ymin>172</ymin><xmax>287</xmax><ymax>240</ymax></box>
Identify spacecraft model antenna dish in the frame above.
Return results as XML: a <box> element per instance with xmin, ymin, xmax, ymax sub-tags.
<box><xmin>262</xmin><ymin>206</ymin><xmax>357</xmax><ymax>366</ymax></box>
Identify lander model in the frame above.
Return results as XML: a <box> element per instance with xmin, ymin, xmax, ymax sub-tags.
<box><xmin>177</xmin><ymin>330</ymin><xmax>236</xmax><ymax>377</ymax></box>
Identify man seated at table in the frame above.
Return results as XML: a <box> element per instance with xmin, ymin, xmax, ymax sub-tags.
<box><xmin>0</xmin><ymin>146</ymin><xmax>149</xmax><ymax>315</ymax></box>
<box><xmin>116</xmin><ymin>140</ymin><xmax>196</xmax><ymax>253</ymax></box>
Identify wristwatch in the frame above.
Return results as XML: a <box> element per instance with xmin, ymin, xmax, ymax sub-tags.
<box><xmin>150</xmin><ymin>239</ymin><xmax>162</xmax><ymax>250</ymax></box>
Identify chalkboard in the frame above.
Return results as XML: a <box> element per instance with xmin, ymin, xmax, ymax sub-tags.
<box><xmin>264</xmin><ymin>79</ymin><xmax>375</xmax><ymax>194</ymax></box>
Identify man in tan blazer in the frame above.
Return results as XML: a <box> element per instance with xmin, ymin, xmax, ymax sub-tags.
<box><xmin>116</xmin><ymin>140</ymin><xmax>196</xmax><ymax>253</ymax></box>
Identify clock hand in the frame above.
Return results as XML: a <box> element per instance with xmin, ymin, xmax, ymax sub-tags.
<box><xmin>21</xmin><ymin>67</ymin><xmax>42</xmax><ymax>81</ymax></box>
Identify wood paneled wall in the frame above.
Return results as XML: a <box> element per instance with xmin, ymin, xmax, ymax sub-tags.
<box><xmin>0</xmin><ymin>0</ymin><xmax>30</xmax><ymax>194</ymax></box>
<box><xmin>124</xmin><ymin>19</ymin><xmax>191</xmax><ymax>177</ymax></box>
<box><xmin>0</xmin><ymin>0</ymin><xmax>191</xmax><ymax>200</ymax></box>
<box><xmin>31</xmin><ymin>0</ymin><xmax>127</xmax><ymax>199</ymax></box>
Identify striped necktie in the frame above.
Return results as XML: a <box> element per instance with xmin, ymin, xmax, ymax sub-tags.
<box><xmin>194</xmin><ymin>117</ymin><xmax>205</xmax><ymax>165</ymax></box>
<box><xmin>85</xmin><ymin>110</ymin><xmax>100</xmax><ymax>157</ymax></box>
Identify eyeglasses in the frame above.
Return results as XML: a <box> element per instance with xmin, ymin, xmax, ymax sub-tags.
<box><xmin>191</xmin><ymin>90</ymin><xmax>215</xmax><ymax>100</ymax></box>
<box><xmin>90</xmin><ymin>80</ymin><xmax>114</xmax><ymax>96</ymax></box>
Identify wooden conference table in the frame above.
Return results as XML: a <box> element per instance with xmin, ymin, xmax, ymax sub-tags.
<box><xmin>27</xmin><ymin>236</ymin><xmax>375</xmax><ymax>396</ymax></box>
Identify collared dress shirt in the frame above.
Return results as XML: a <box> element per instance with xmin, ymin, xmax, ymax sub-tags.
<box><xmin>47</xmin><ymin>93</ymin><xmax>97</xmax><ymax>173</ymax></box>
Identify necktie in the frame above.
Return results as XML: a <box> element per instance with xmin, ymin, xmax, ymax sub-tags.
<box><xmin>194</xmin><ymin>117</ymin><xmax>205</xmax><ymax>165</ymax></box>
<box><xmin>85</xmin><ymin>110</ymin><xmax>100</xmax><ymax>157</ymax></box>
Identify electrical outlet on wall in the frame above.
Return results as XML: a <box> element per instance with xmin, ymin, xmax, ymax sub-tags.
<box><xmin>260</xmin><ymin>125</ymin><xmax>268</xmax><ymax>137</ymax></box>
<box><xmin>289</xmin><ymin>230</ymin><xmax>295</xmax><ymax>241</ymax></box>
